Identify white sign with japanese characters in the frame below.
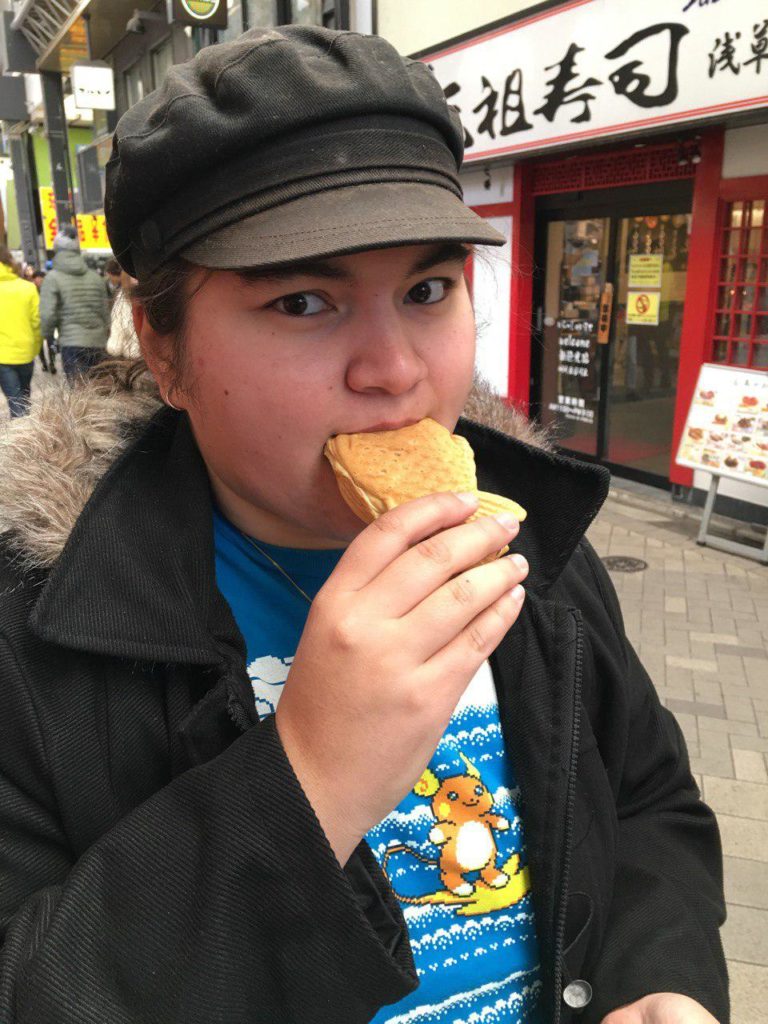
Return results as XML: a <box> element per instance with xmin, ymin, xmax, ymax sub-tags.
<box><xmin>424</xmin><ymin>0</ymin><xmax>768</xmax><ymax>160</ymax></box>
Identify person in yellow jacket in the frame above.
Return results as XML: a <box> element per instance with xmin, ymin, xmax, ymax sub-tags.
<box><xmin>0</xmin><ymin>247</ymin><xmax>42</xmax><ymax>418</ymax></box>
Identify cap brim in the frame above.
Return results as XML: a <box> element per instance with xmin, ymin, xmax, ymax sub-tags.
<box><xmin>181</xmin><ymin>182</ymin><xmax>505</xmax><ymax>269</ymax></box>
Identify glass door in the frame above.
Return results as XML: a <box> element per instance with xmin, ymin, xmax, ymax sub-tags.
<box><xmin>532</xmin><ymin>184</ymin><xmax>692</xmax><ymax>486</ymax></box>
<box><xmin>537</xmin><ymin>218</ymin><xmax>610</xmax><ymax>458</ymax></box>
<box><xmin>605</xmin><ymin>213</ymin><xmax>691</xmax><ymax>476</ymax></box>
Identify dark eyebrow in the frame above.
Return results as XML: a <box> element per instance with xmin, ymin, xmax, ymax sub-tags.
<box><xmin>236</xmin><ymin>259</ymin><xmax>351</xmax><ymax>284</ymax></box>
<box><xmin>234</xmin><ymin>242</ymin><xmax>471</xmax><ymax>286</ymax></box>
<box><xmin>408</xmin><ymin>242</ymin><xmax>471</xmax><ymax>275</ymax></box>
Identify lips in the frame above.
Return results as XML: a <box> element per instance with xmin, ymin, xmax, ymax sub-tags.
<box><xmin>356</xmin><ymin>418</ymin><xmax>422</xmax><ymax>433</ymax></box>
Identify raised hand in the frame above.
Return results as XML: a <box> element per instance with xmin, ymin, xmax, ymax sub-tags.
<box><xmin>274</xmin><ymin>491</ymin><xmax>528</xmax><ymax>865</ymax></box>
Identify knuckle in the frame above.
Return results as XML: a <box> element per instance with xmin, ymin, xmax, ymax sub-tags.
<box><xmin>466</xmin><ymin>623</ymin><xmax>489</xmax><ymax>655</ymax></box>
<box><xmin>371</xmin><ymin>509</ymin><xmax>404</xmax><ymax>536</ymax></box>
<box><xmin>329</xmin><ymin>615</ymin><xmax>357</xmax><ymax>652</ymax></box>
<box><xmin>449</xmin><ymin>575</ymin><xmax>475</xmax><ymax>606</ymax></box>
<box><xmin>416</xmin><ymin>534</ymin><xmax>452</xmax><ymax>567</ymax></box>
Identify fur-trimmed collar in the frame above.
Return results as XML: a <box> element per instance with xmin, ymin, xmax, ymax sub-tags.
<box><xmin>0</xmin><ymin>370</ymin><xmax>548</xmax><ymax>570</ymax></box>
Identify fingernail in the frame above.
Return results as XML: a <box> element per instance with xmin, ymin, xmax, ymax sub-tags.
<box><xmin>510</xmin><ymin>553</ymin><xmax>528</xmax><ymax>572</ymax></box>
<box><xmin>456</xmin><ymin>492</ymin><xmax>479</xmax><ymax>506</ymax></box>
<box><xmin>510</xmin><ymin>584</ymin><xmax>525</xmax><ymax>602</ymax></box>
<box><xmin>495</xmin><ymin>512</ymin><xmax>519</xmax><ymax>531</ymax></box>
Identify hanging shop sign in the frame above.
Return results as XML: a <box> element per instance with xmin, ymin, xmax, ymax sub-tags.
<box><xmin>424</xmin><ymin>0</ymin><xmax>768</xmax><ymax>161</ymax></box>
<box><xmin>677</xmin><ymin>364</ymin><xmax>768</xmax><ymax>486</ymax></box>
<box><xmin>168</xmin><ymin>0</ymin><xmax>228</xmax><ymax>28</ymax></box>
<box><xmin>39</xmin><ymin>186</ymin><xmax>110</xmax><ymax>251</ymax></box>
<box><xmin>70</xmin><ymin>63</ymin><xmax>115</xmax><ymax>111</ymax></box>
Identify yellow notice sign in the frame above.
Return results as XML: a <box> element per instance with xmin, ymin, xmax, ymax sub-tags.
<box><xmin>76</xmin><ymin>213</ymin><xmax>110</xmax><ymax>250</ymax></box>
<box><xmin>626</xmin><ymin>290</ymin><xmax>660</xmax><ymax>326</ymax></box>
<box><xmin>39</xmin><ymin>187</ymin><xmax>111</xmax><ymax>252</ymax></box>
<box><xmin>628</xmin><ymin>254</ymin><xmax>663</xmax><ymax>289</ymax></box>
<box><xmin>39</xmin><ymin>187</ymin><xmax>58</xmax><ymax>250</ymax></box>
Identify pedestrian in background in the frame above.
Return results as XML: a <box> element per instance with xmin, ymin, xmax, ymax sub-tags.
<box><xmin>28</xmin><ymin>270</ymin><xmax>56</xmax><ymax>375</ymax></box>
<box><xmin>105</xmin><ymin>269</ymin><xmax>141</xmax><ymax>359</ymax></box>
<box><xmin>39</xmin><ymin>225</ymin><xmax>109</xmax><ymax>382</ymax></box>
<box><xmin>0</xmin><ymin>246</ymin><xmax>41</xmax><ymax>417</ymax></box>
<box><xmin>104</xmin><ymin>258</ymin><xmax>122</xmax><ymax>308</ymax></box>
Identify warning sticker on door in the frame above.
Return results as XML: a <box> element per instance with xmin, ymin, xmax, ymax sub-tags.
<box><xmin>626</xmin><ymin>290</ymin><xmax>660</xmax><ymax>326</ymax></box>
<box><xmin>628</xmin><ymin>254</ymin><xmax>663</xmax><ymax>289</ymax></box>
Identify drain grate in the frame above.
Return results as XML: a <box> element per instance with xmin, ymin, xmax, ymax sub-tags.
<box><xmin>601</xmin><ymin>555</ymin><xmax>648</xmax><ymax>573</ymax></box>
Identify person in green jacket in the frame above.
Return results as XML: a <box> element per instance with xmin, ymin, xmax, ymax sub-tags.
<box><xmin>39</xmin><ymin>226</ymin><xmax>110</xmax><ymax>382</ymax></box>
<box><xmin>0</xmin><ymin>247</ymin><xmax>41</xmax><ymax>418</ymax></box>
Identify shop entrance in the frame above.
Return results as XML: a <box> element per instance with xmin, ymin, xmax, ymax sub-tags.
<box><xmin>531</xmin><ymin>181</ymin><xmax>693</xmax><ymax>486</ymax></box>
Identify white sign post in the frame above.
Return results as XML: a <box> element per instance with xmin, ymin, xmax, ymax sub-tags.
<box><xmin>424</xmin><ymin>0</ymin><xmax>768</xmax><ymax>161</ymax></box>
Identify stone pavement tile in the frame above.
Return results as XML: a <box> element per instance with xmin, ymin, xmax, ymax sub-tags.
<box><xmin>733</xmin><ymin>736</ymin><xmax>768</xmax><ymax>754</ymax></box>
<box><xmin>728</xmin><ymin>960</ymin><xmax>768</xmax><ymax>1024</ymax></box>
<box><xmin>733</xmin><ymin>749</ymin><xmax>767</xmax><ymax>783</ymax></box>
<box><xmin>667</xmin><ymin>698</ymin><xmax>726</xmax><ymax>719</ymax></box>
<box><xmin>694</xmin><ymin>681</ymin><xmax>725</xmax><ymax>703</ymax></box>
<box><xmin>699</xmin><ymin>729</ymin><xmax>733</xmax><ymax>754</ymax></box>
<box><xmin>716</xmin><ymin>654</ymin><xmax>748</xmax><ymax>679</ymax></box>
<box><xmin>724</xmin><ymin>697</ymin><xmax>757</xmax><ymax>723</ymax></box>
<box><xmin>665</xmin><ymin>595</ymin><xmax>687</xmax><ymax>614</ymax></box>
<box><xmin>718</xmin><ymin>645</ymin><xmax>768</xmax><ymax>659</ymax></box>
<box><xmin>723</xmin><ymin>855</ymin><xmax>768</xmax><ymax>910</ymax></box>
<box><xmin>703</xmin><ymin>777</ymin><xmax>768</xmax><ymax>821</ymax></box>
<box><xmin>690</xmin><ymin>755</ymin><xmax>734</xmax><ymax>778</ymax></box>
<box><xmin>664</xmin><ymin>635</ymin><xmax>694</xmax><ymax>657</ymax></box>
<box><xmin>698</xmin><ymin>717</ymin><xmax>758</xmax><ymax>737</ymax></box>
<box><xmin>691</xmin><ymin>632</ymin><xmax>740</xmax><ymax>645</ymax></box>
<box><xmin>744</xmin><ymin>658</ymin><xmax>767</xmax><ymax>687</ymax></box>
<box><xmin>718</xmin><ymin>815</ymin><xmax>768</xmax><ymax>860</ymax></box>
<box><xmin>667</xmin><ymin>654</ymin><xmax>718</xmax><ymax>673</ymax></box>
<box><xmin>722</xmin><ymin>905</ymin><xmax>768</xmax><ymax>967</ymax></box>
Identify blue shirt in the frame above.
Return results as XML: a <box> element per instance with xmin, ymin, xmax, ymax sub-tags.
<box><xmin>213</xmin><ymin>509</ymin><xmax>542</xmax><ymax>1023</ymax></box>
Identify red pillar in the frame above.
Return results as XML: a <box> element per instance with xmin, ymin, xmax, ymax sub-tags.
<box><xmin>670</xmin><ymin>128</ymin><xmax>725</xmax><ymax>486</ymax></box>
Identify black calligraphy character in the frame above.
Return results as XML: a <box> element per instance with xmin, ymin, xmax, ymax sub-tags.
<box><xmin>744</xmin><ymin>20</ymin><xmax>768</xmax><ymax>74</ymax></box>
<box><xmin>708</xmin><ymin>31</ymin><xmax>741</xmax><ymax>77</ymax></box>
<box><xmin>500</xmin><ymin>69</ymin><xmax>532</xmax><ymax>135</ymax></box>
<box><xmin>534</xmin><ymin>44</ymin><xmax>602</xmax><ymax>124</ymax></box>
<box><xmin>473</xmin><ymin>76</ymin><xmax>499</xmax><ymax>139</ymax></box>
<box><xmin>606</xmin><ymin>23</ymin><xmax>690</xmax><ymax>108</ymax></box>
<box><xmin>443</xmin><ymin>81</ymin><xmax>473</xmax><ymax>148</ymax></box>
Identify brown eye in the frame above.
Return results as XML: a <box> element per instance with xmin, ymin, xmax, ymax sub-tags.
<box><xmin>406</xmin><ymin>279</ymin><xmax>448</xmax><ymax>305</ymax></box>
<box><xmin>273</xmin><ymin>292</ymin><xmax>328</xmax><ymax>316</ymax></box>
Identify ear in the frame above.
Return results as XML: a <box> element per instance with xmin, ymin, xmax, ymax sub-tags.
<box><xmin>131</xmin><ymin>301</ymin><xmax>180</xmax><ymax>405</ymax></box>
<box><xmin>414</xmin><ymin>767</ymin><xmax>441</xmax><ymax>799</ymax></box>
<box><xmin>458</xmin><ymin>752</ymin><xmax>480</xmax><ymax>779</ymax></box>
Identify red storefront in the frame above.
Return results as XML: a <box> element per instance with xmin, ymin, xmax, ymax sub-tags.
<box><xmin>423</xmin><ymin>0</ymin><xmax>768</xmax><ymax>520</ymax></box>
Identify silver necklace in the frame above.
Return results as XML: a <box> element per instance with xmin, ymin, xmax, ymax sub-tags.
<box><xmin>241</xmin><ymin>532</ymin><xmax>313</xmax><ymax>605</ymax></box>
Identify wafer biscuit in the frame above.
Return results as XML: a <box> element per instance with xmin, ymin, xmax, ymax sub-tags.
<box><xmin>324</xmin><ymin>418</ymin><xmax>526</xmax><ymax>560</ymax></box>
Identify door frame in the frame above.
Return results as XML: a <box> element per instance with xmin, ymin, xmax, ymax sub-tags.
<box><xmin>531</xmin><ymin>180</ymin><xmax>694</xmax><ymax>487</ymax></box>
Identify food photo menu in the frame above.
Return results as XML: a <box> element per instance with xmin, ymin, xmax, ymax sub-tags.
<box><xmin>677</xmin><ymin>364</ymin><xmax>768</xmax><ymax>486</ymax></box>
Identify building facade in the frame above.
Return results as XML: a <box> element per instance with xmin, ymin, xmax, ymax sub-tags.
<box><xmin>393</xmin><ymin>0</ymin><xmax>768</xmax><ymax>523</ymax></box>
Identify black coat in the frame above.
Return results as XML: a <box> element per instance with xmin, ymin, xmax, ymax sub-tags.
<box><xmin>0</xmin><ymin>407</ymin><xmax>728</xmax><ymax>1023</ymax></box>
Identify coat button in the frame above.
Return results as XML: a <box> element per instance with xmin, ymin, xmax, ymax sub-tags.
<box><xmin>563</xmin><ymin>980</ymin><xmax>593</xmax><ymax>1009</ymax></box>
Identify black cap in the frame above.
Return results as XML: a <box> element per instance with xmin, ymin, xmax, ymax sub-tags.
<box><xmin>105</xmin><ymin>26</ymin><xmax>503</xmax><ymax>279</ymax></box>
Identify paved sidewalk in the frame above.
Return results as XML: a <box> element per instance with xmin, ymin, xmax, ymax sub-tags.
<box><xmin>587</xmin><ymin>483</ymin><xmax>768</xmax><ymax>1024</ymax></box>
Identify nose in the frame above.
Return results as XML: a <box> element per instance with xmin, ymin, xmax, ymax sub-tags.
<box><xmin>345</xmin><ymin>322</ymin><xmax>428</xmax><ymax>396</ymax></box>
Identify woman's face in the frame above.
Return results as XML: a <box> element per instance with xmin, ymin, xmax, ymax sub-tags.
<box><xmin>145</xmin><ymin>243</ymin><xmax>477</xmax><ymax>547</ymax></box>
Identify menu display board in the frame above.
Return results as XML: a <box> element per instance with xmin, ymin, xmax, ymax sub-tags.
<box><xmin>676</xmin><ymin>364</ymin><xmax>768</xmax><ymax>486</ymax></box>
